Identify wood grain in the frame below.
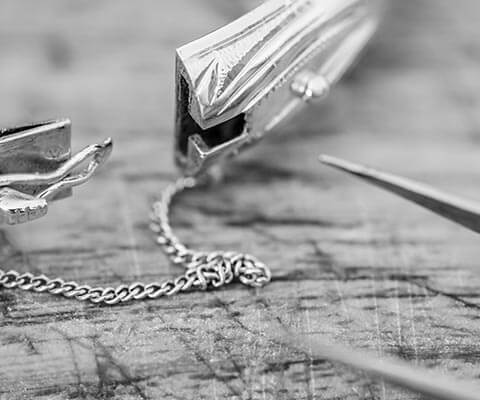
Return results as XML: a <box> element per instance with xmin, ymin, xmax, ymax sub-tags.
<box><xmin>2</xmin><ymin>0</ymin><xmax>480</xmax><ymax>399</ymax></box>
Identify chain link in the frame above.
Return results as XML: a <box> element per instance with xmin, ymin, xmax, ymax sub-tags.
<box><xmin>0</xmin><ymin>177</ymin><xmax>271</xmax><ymax>304</ymax></box>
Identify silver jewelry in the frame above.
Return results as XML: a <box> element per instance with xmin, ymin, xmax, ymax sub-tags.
<box><xmin>175</xmin><ymin>0</ymin><xmax>385</xmax><ymax>176</ymax></box>
<box><xmin>160</xmin><ymin>0</ymin><xmax>385</xmax><ymax>298</ymax></box>
<box><xmin>0</xmin><ymin>177</ymin><xmax>271</xmax><ymax>304</ymax></box>
<box><xmin>0</xmin><ymin>118</ymin><xmax>112</xmax><ymax>225</ymax></box>
<box><xmin>0</xmin><ymin>0</ymin><xmax>385</xmax><ymax>303</ymax></box>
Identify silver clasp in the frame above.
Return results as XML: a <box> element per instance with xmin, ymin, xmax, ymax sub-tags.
<box><xmin>174</xmin><ymin>0</ymin><xmax>385</xmax><ymax>177</ymax></box>
<box><xmin>0</xmin><ymin>118</ymin><xmax>112</xmax><ymax>225</ymax></box>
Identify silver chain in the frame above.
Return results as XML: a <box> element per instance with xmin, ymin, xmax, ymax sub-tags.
<box><xmin>0</xmin><ymin>177</ymin><xmax>271</xmax><ymax>304</ymax></box>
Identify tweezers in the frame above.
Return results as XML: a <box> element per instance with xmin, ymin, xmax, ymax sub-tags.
<box><xmin>320</xmin><ymin>154</ymin><xmax>480</xmax><ymax>233</ymax></box>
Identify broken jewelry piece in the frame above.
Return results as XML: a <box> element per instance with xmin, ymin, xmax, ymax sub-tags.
<box><xmin>175</xmin><ymin>0</ymin><xmax>386</xmax><ymax>176</ymax></box>
<box><xmin>151</xmin><ymin>0</ymin><xmax>387</xmax><ymax>296</ymax></box>
<box><xmin>150</xmin><ymin>0</ymin><xmax>387</xmax><ymax>297</ymax></box>
<box><xmin>0</xmin><ymin>0</ymin><xmax>385</xmax><ymax>303</ymax></box>
<box><xmin>0</xmin><ymin>118</ymin><xmax>112</xmax><ymax>225</ymax></box>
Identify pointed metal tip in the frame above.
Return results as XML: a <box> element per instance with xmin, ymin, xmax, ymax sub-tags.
<box><xmin>319</xmin><ymin>154</ymin><xmax>338</xmax><ymax>164</ymax></box>
<box><xmin>102</xmin><ymin>137</ymin><xmax>114</xmax><ymax>149</ymax></box>
<box><xmin>319</xmin><ymin>154</ymin><xmax>480</xmax><ymax>234</ymax></box>
<box><xmin>94</xmin><ymin>137</ymin><xmax>113</xmax><ymax>167</ymax></box>
<box><xmin>319</xmin><ymin>154</ymin><xmax>368</xmax><ymax>176</ymax></box>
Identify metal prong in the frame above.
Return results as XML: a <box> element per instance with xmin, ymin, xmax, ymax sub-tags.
<box><xmin>185</xmin><ymin>132</ymin><xmax>249</xmax><ymax>176</ymax></box>
<box><xmin>319</xmin><ymin>154</ymin><xmax>480</xmax><ymax>234</ymax></box>
<box><xmin>38</xmin><ymin>138</ymin><xmax>113</xmax><ymax>201</ymax></box>
<box><xmin>0</xmin><ymin>137</ymin><xmax>113</xmax><ymax>225</ymax></box>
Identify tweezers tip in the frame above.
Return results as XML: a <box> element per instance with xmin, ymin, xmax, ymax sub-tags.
<box><xmin>318</xmin><ymin>154</ymin><xmax>333</xmax><ymax>163</ymax></box>
<box><xmin>319</xmin><ymin>154</ymin><xmax>343</xmax><ymax>166</ymax></box>
<box><xmin>319</xmin><ymin>154</ymin><xmax>366</xmax><ymax>176</ymax></box>
<box><xmin>319</xmin><ymin>154</ymin><xmax>480</xmax><ymax>234</ymax></box>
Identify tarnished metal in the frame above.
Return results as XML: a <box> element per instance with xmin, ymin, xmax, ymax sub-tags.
<box><xmin>175</xmin><ymin>0</ymin><xmax>386</xmax><ymax>176</ymax></box>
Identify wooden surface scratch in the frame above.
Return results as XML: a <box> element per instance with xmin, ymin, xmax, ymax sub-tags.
<box><xmin>1</xmin><ymin>0</ymin><xmax>480</xmax><ymax>399</ymax></box>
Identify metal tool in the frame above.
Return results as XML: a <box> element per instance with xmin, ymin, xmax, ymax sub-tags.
<box><xmin>320</xmin><ymin>154</ymin><xmax>480</xmax><ymax>233</ymax></box>
<box><xmin>0</xmin><ymin>118</ymin><xmax>112</xmax><ymax>225</ymax></box>
<box><xmin>175</xmin><ymin>0</ymin><xmax>386</xmax><ymax>176</ymax></box>
<box><xmin>277</xmin><ymin>329</ymin><xmax>480</xmax><ymax>400</ymax></box>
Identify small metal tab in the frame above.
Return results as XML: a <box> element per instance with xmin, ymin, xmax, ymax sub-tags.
<box><xmin>175</xmin><ymin>0</ymin><xmax>386</xmax><ymax>176</ymax></box>
<box><xmin>0</xmin><ymin>118</ymin><xmax>113</xmax><ymax>225</ymax></box>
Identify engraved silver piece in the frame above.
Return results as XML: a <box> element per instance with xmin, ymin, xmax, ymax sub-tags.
<box><xmin>175</xmin><ymin>0</ymin><xmax>385</xmax><ymax>176</ymax></box>
<box><xmin>0</xmin><ymin>118</ymin><xmax>112</xmax><ymax>225</ymax></box>
<box><xmin>0</xmin><ymin>0</ymin><xmax>384</xmax><ymax>303</ymax></box>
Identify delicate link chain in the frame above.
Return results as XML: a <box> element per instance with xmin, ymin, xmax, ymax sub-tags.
<box><xmin>0</xmin><ymin>177</ymin><xmax>271</xmax><ymax>304</ymax></box>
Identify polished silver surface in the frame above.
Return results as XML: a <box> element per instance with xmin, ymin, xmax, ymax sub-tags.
<box><xmin>320</xmin><ymin>154</ymin><xmax>480</xmax><ymax>234</ymax></box>
<box><xmin>175</xmin><ymin>0</ymin><xmax>386</xmax><ymax>176</ymax></box>
<box><xmin>0</xmin><ymin>119</ymin><xmax>112</xmax><ymax>225</ymax></box>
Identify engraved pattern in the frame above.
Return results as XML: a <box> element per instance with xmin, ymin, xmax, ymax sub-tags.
<box><xmin>177</xmin><ymin>0</ymin><xmax>383</xmax><ymax>130</ymax></box>
<box><xmin>202</xmin><ymin>1</ymin><xmax>306</xmax><ymax>100</ymax></box>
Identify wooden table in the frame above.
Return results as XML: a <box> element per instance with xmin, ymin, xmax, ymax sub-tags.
<box><xmin>2</xmin><ymin>1</ymin><xmax>480</xmax><ymax>399</ymax></box>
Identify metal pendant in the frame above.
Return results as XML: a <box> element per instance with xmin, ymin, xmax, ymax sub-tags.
<box><xmin>0</xmin><ymin>118</ymin><xmax>112</xmax><ymax>225</ymax></box>
<box><xmin>175</xmin><ymin>0</ymin><xmax>386</xmax><ymax>177</ymax></box>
